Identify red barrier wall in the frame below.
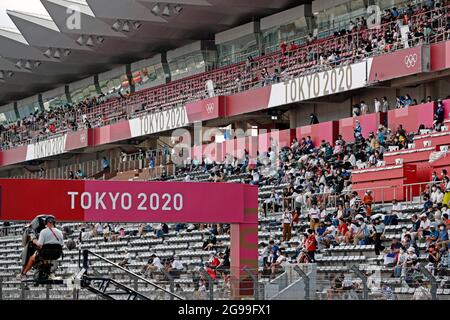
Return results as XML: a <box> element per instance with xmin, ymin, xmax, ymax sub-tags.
<box><xmin>387</xmin><ymin>102</ymin><xmax>436</xmax><ymax>134</ymax></box>
<box><xmin>352</xmin><ymin>164</ymin><xmax>418</xmax><ymax>201</ymax></box>
<box><xmin>296</xmin><ymin>121</ymin><xmax>339</xmax><ymax>147</ymax></box>
<box><xmin>339</xmin><ymin>112</ymin><xmax>387</xmax><ymax>142</ymax></box>
<box><xmin>430</xmin><ymin>40</ymin><xmax>450</xmax><ymax>71</ymax></box>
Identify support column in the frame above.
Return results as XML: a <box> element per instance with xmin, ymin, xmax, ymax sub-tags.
<box><xmin>230</xmin><ymin>186</ymin><xmax>258</xmax><ymax>299</ymax></box>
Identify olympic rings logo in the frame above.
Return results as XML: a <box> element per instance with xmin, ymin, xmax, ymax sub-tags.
<box><xmin>205</xmin><ymin>103</ymin><xmax>215</xmax><ymax>114</ymax></box>
<box><xmin>404</xmin><ymin>54</ymin><xmax>418</xmax><ymax>68</ymax></box>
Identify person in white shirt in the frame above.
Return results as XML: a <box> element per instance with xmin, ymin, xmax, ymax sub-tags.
<box><xmin>118</xmin><ymin>250</ymin><xmax>131</xmax><ymax>268</ymax></box>
<box><xmin>431</xmin><ymin>186</ymin><xmax>444</xmax><ymax>204</ymax></box>
<box><xmin>142</xmin><ymin>254</ymin><xmax>163</xmax><ymax>278</ymax></box>
<box><xmin>250</xmin><ymin>170</ymin><xmax>260</xmax><ymax>185</ymax></box>
<box><xmin>282</xmin><ymin>209</ymin><xmax>293</xmax><ymax>242</ymax></box>
<box><xmin>308</xmin><ymin>203</ymin><xmax>321</xmax><ymax>230</ymax></box>
<box><xmin>360</xmin><ymin>101</ymin><xmax>369</xmax><ymax>114</ymax></box>
<box><xmin>418</xmin><ymin>213</ymin><xmax>431</xmax><ymax>242</ymax></box>
<box><xmin>374</xmin><ymin>98</ymin><xmax>382</xmax><ymax>113</ymax></box>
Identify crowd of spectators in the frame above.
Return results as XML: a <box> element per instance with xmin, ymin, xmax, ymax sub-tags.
<box><xmin>0</xmin><ymin>1</ymin><xmax>449</xmax><ymax>152</ymax></box>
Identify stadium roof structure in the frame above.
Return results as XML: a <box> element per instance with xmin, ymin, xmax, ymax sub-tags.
<box><xmin>0</xmin><ymin>0</ymin><xmax>301</xmax><ymax>105</ymax></box>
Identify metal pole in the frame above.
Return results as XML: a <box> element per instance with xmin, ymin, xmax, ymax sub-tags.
<box><xmin>200</xmin><ymin>269</ymin><xmax>214</xmax><ymax>301</ymax></box>
<box><xmin>293</xmin><ymin>265</ymin><xmax>310</xmax><ymax>300</ymax></box>
<box><xmin>243</xmin><ymin>267</ymin><xmax>259</xmax><ymax>300</ymax></box>
<box><xmin>350</xmin><ymin>265</ymin><xmax>368</xmax><ymax>300</ymax></box>
<box><xmin>163</xmin><ymin>270</ymin><xmax>175</xmax><ymax>301</ymax></box>
<box><xmin>418</xmin><ymin>264</ymin><xmax>438</xmax><ymax>300</ymax></box>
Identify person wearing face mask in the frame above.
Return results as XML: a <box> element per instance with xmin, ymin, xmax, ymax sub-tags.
<box><xmin>371</xmin><ymin>215</ymin><xmax>385</xmax><ymax>256</ymax></box>
<box><xmin>418</xmin><ymin>213</ymin><xmax>431</xmax><ymax>242</ymax></box>
<box><xmin>394</xmin><ymin>247</ymin><xmax>407</xmax><ymax>278</ymax></box>
<box><xmin>442</xmin><ymin>176</ymin><xmax>450</xmax><ymax>206</ymax></box>
<box><xmin>431</xmin><ymin>185</ymin><xmax>444</xmax><ymax>204</ymax></box>
<box><xmin>353</xmin><ymin>216</ymin><xmax>368</xmax><ymax>245</ymax></box>
<box><xmin>437</xmin><ymin>223</ymin><xmax>449</xmax><ymax>246</ymax></box>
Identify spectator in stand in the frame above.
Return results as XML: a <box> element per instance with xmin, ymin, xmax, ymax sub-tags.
<box><xmin>118</xmin><ymin>250</ymin><xmax>131</xmax><ymax>268</ymax></box>
<box><xmin>418</xmin><ymin>212</ymin><xmax>432</xmax><ymax>242</ymax></box>
<box><xmin>354</xmin><ymin>120</ymin><xmax>363</xmax><ymax>142</ymax></box>
<box><xmin>374</xmin><ymin>98</ymin><xmax>382</xmax><ymax>113</ymax></box>
<box><xmin>280</xmin><ymin>41</ymin><xmax>288</xmax><ymax>56</ymax></box>
<box><xmin>282</xmin><ymin>208</ymin><xmax>293</xmax><ymax>242</ymax></box>
<box><xmin>372</xmin><ymin>214</ymin><xmax>386</xmax><ymax>255</ymax></box>
<box><xmin>304</xmin><ymin>229</ymin><xmax>317</xmax><ymax>262</ymax></box>
<box><xmin>381</xmin><ymin>96</ymin><xmax>390</xmax><ymax>112</ymax></box>
<box><xmin>360</xmin><ymin>100</ymin><xmax>369</xmax><ymax>114</ymax></box>
<box><xmin>403</xmin><ymin>94</ymin><xmax>413</xmax><ymax>107</ymax></box>
<box><xmin>310</xmin><ymin>113</ymin><xmax>319</xmax><ymax>125</ymax></box>
<box><xmin>363</xmin><ymin>190</ymin><xmax>374</xmax><ymax>216</ymax></box>
<box><xmin>434</xmin><ymin>99</ymin><xmax>445</xmax><ymax>131</ymax></box>
<box><xmin>431</xmin><ymin>185</ymin><xmax>444</xmax><ymax>204</ymax></box>
<box><xmin>269</xmin><ymin>248</ymin><xmax>287</xmax><ymax>278</ymax></box>
<box><xmin>102</xmin><ymin>157</ymin><xmax>110</xmax><ymax>173</ymax></box>
<box><xmin>76</xmin><ymin>169</ymin><xmax>85</xmax><ymax>179</ymax></box>
<box><xmin>308</xmin><ymin>201</ymin><xmax>321</xmax><ymax>230</ymax></box>
<box><xmin>353</xmin><ymin>103</ymin><xmax>361</xmax><ymax>116</ymax></box>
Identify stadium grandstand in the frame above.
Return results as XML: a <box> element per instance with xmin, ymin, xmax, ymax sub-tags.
<box><xmin>0</xmin><ymin>0</ymin><xmax>449</xmax><ymax>301</ymax></box>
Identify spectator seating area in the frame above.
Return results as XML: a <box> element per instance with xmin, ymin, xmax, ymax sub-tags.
<box><xmin>1</xmin><ymin>2</ymin><xmax>449</xmax><ymax>150</ymax></box>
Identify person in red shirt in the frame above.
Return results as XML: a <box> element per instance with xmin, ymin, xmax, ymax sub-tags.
<box><xmin>280</xmin><ymin>41</ymin><xmax>288</xmax><ymax>56</ymax></box>
<box><xmin>204</xmin><ymin>262</ymin><xmax>217</xmax><ymax>280</ymax></box>
<box><xmin>209</xmin><ymin>254</ymin><xmax>220</xmax><ymax>269</ymax></box>
<box><xmin>336</xmin><ymin>218</ymin><xmax>349</xmax><ymax>244</ymax></box>
<box><xmin>363</xmin><ymin>190</ymin><xmax>374</xmax><ymax>216</ymax></box>
<box><xmin>304</xmin><ymin>229</ymin><xmax>317</xmax><ymax>262</ymax></box>
<box><xmin>288</xmin><ymin>41</ymin><xmax>298</xmax><ymax>56</ymax></box>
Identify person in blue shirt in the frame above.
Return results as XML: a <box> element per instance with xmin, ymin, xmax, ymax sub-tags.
<box><xmin>76</xmin><ymin>169</ymin><xmax>85</xmax><ymax>179</ymax></box>
<box><xmin>354</xmin><ymin>120</ymin><xmax>362</xmax><ymax>141</ymax></box>
<box><xmin>403</xmin><ymin>94</ymin><xmax>413</xmax><ymax>107</ymax></box>
<box><xmin>391</xmin><ymin>7</ymin><xmax>399</xmax><ymax>18</ymax></box>
<box><xmin>102</xmin><ymin>157</ymin><xmax>110</xmax><ymax>172</ymax></box>
<box><xmin>377</xmin><ymin>128</ymin><xmax>385</xmax><ymax>145</ymax></box>
<box><xmin>429</xmin><ymin>225</ymin><xmax>440</xmax><ymax>244</ymax></box>
<box><xmin>149</xmin><ymin>157</ymin><xmax>155</xmax><ymax>169</ymax></box>
<box><xmin>422</xmin><ymin>195</ymin><xmax>433</xmax><ymax>213</ymax></box>
<box><xmin>438</xmin><ymin>224</ymin><xmax>449</xmax><ymax>243</ymax></box>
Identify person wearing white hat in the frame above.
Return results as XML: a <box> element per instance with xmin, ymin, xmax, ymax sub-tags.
<box><xmin>418</xmin><ymin>213</ymin><xmax>431</xmax><ymax>242</ymax></box>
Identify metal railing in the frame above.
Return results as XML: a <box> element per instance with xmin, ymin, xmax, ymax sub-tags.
<box><xmin>80</xmin><ymin>249</ymin><xmax>184</xmax><ymax>300</ymax></box>
<box><xmin>259</xmin><ymin>185</ymin><xmax>398</xmax><ymax>215</ymax></box>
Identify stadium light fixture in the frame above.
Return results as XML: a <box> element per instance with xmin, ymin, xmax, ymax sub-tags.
<box><xmin>24</xmin><ymin>61</ymin><xmax>32</xmax><ymax>70</ymax></box>
<box><xmin>76</xmin><ymin>35</ymin><xmax>84</xmax><ymax>46</ymax></box>
<box><xmin>122</xmin><ymin>21</ymin><xmax>131</xmax><ymax>32</ymax></box>
<box><xmin>173</xmin><ymin>4</ymin><xmax>183</xmax><ymax>14</ymax></box>
<box><xmin>44</xmin><ymin>48</ymin><xmax>52</xmax><ymax>58</ymax></box>
<box><xmin>112</xmin><ymin>20</ymin><xmax>122</xmax><ymax>32</ymax></box>
<box><xmin>133</xmin><ymin>21</ymin><xmax>142</xmax><ymax>30</ymax></box>
<box><xmin>53</xmin><ymin>49</ymin><xmax>61</xmax><ymax>59</ymax></box>
<box><xmin>162</xmin><ymin>5</ymin><xmax>171</xmax><ymax>17</ymax></box>
<box><xmin>151</xmin><ymin>4</ymin><xmax>160</xmax><ymax>15</ymax></box>
<box><xmin>86</xmin><ymin>36</ymin><xmax>94</xmax><ymax>47</ymax></box>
